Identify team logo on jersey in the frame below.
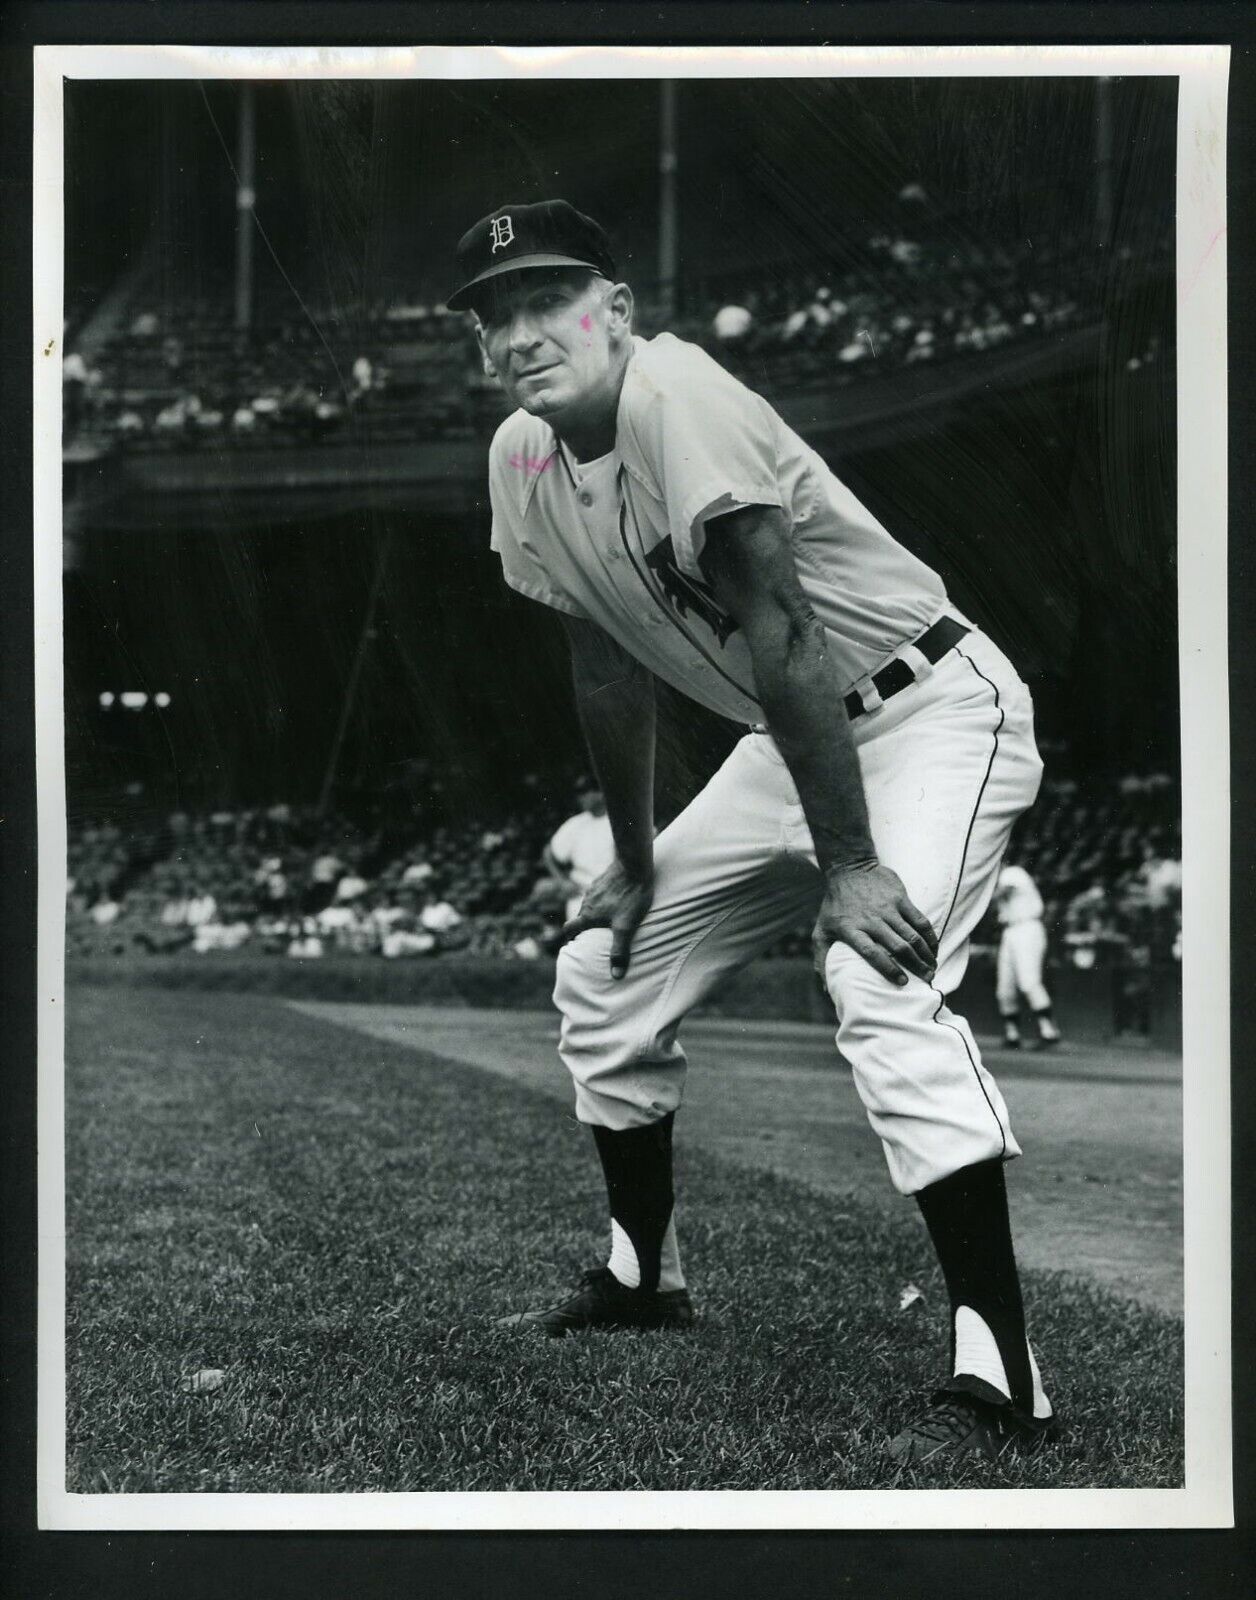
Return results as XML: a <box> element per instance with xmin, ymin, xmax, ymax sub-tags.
<box><xmin>645</xmin><ymin>537</ymin><xmax>740</xmax><ymax>646</ymax></box>
<box><xmin>489</xmin><ymin>215</ymin><xmax>515</xmax><ymax>253</ymax></box>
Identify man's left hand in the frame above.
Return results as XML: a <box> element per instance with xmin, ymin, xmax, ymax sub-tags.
<box><xmin>812</xmin><ymin>859</ymin><xmax>938</xmax><ymax>987</ymax></box>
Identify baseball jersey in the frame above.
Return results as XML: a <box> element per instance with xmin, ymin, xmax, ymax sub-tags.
<box><xmin>995</xmin><ymin>865</ymin><xmax>1044</xmax><ymax>925</ymax></box>
<box><xmin>548</xmin><ymin>810</ymin><xmax>616</xmax><ymax>891</ymax></box>
<box><xmin>488</xmin><ymin>332</ymin><xmax>953</xmax><ymax>726</ymax></box>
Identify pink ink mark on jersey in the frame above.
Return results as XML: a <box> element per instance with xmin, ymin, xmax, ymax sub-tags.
<box><xmin>507</xmin><ymin>451</ymin><xmax>553</xmax><ymax>476</ymax></box>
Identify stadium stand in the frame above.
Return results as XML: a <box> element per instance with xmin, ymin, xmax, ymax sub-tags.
<box><xmin>66</xmin><ymin>763</ymin><xmax>1181</xmax><ymax>981</ymax></box>
<box><xmin>63</xmin><ymin>226</ymin><xmax>1161</xmax><ymax>457</ymax></box>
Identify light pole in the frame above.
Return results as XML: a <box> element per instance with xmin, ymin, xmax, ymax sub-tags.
<box><xmin>233</xmin><ymin>84</ymin><xmax>256</xmax><ymax>340</ymax></box>
<box><xmin>658</xmin><ymin>80</ymin><xmax>678</xmax><ymax>320</ymax></box>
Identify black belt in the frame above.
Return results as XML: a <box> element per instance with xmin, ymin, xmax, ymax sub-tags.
<box><xmin>844</xmin><ymin>615</ymin><xmax>972</xmax><ymax>720</ymax></box>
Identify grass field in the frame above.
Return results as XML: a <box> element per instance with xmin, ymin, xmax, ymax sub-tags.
<box><xmin>63</xmin><ymin>984</ymin><xmax>1184</xmax><ymax>1494</ymax></box>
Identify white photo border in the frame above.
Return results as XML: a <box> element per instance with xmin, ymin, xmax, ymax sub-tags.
<box><xmin>33</xmin><ymin>40</ymin><xmax>1232</xmax><ymax>1532</ymax></box>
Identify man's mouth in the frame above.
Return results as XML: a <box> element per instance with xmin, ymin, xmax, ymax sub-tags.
<box><xmin>516</xmin><ymin>363</ymin><xmax>558</xmax><ymax>379</ymax></box>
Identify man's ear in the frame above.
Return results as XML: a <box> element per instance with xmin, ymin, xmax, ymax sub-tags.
<box><xmin>475</xmin><ymin>323</ymin><xmax>498</xmax><ymax>379</ymax></box>
<box><xmin>606</xmin><ymin>282</ymin><xmax>634</xmax><ymax>343</ymax></box>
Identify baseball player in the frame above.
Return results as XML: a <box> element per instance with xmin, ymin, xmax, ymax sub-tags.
<box><xmin>545</xmin><ymin>785</ymin><xmax>616</xmax><ymax>922</ymax></box>
<box><xmin>450</xmin><ymin>200</ymin><xmax>1057</xmax><ymax>1465</ymax></box>
<box><xmin>994</xmin><ymin>860</ymin><xmax>1062</xmax><ymax>1048</ymax></box>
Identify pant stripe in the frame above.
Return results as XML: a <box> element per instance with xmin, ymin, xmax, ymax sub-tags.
<box><xmin>926</xmin><ymin>647</ymin><xmax>1008</xmax><ymax>1159</ymax></box>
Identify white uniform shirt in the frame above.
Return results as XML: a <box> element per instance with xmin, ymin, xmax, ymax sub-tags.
<box><xmin>488</xmin><ymin>333</ymin><xmax>952</xmax><ymax>726</ymax></box>
<box><xmin>548</xmin><ymin>810</ymin><xmax>616</xmax><ymax>892</ymax></box>
<box><xmin>996</xmin><ymin>865</ymin><xmax>1044</xmax><ymax>926</ymax></box>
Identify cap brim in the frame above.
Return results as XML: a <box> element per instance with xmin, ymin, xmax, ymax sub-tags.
<box><xmin>446</xmin><ymin>253</ymin><xmax>608</xmax><ymax>311</ymax></box>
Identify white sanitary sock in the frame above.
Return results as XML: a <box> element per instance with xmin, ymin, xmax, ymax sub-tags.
<box><xmin>608</xmin><ymin>1215</ymin><xmax>685</xmax><ymax>1291</ymax></box>
<box><xmin>953</xmin><ymin>1304</ymin><xmax>1053</xmax><ymax>1419</ymax></box>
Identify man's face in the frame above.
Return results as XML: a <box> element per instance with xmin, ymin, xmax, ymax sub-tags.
<box><xmin>474</xmin><ymin>269</ymin><xmax>630</xmax><ymax>425</ymax></box>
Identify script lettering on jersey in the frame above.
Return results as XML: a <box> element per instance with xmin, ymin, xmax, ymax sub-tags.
<box><xmin>645</xmin><ymin>537</ymin><xmax>740</xmax><ymax>646</ymax></box>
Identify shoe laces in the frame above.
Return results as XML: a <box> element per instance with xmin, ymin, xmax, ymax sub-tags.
<box><xmin>907</xmin><ymin>1397</ymin><xmax>984</xmax><ymax>1445</ymax></box>
<box><xmin>573</xmin><ymin>1266</ymin><xmax>622</xmax><ymax>1299</ymax></box>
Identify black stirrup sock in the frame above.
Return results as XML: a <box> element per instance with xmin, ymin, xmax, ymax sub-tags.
<box><xmin>915</xmin><ymin>1157</ymin><xmax>1034</xmax><ymax>1413</ymax></box>
<box><xmin>590</xmin><ymin>1113</ymin><xmax>676</xmax><ymax>1295</ymax></box>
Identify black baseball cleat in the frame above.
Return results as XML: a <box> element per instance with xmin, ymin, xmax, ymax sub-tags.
<box><xmin>495</xmin><ymin>1266</ymin><xmax>696</xmax><ymax>1336</ymax></box>
<box><xmin>888</xmin><ymin>1386</ymin><xmax>1060</xmax><ymax>1466</ymax></box>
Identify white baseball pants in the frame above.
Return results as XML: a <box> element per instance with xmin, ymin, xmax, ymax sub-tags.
<box><xmin>997</xmin><ymin>921</ymin><xmax>1051</xmax><ymax>1013</ymax></box>
<box><xmin>554</xmin><ymin>629</ymin><xmax>1044</xmax><ymax>1195</ymax></box>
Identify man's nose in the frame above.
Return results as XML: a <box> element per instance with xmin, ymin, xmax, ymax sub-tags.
<box><xmin>507</xmin><ymin>311</ymin><xmax>542</xmax><ymax>352</ymax></box>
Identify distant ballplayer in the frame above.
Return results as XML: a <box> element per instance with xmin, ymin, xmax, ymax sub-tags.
<box><xmin>545</xmin><ymin>784</ymin><xmax>615</xmax><ymax>924</ymax></box>
<box><xmin>451</xmin><ymin>200</ymin><xmax>1058</xmax><ymax>1464</ymax></box>
<box><xmin>994</xmin><ymin>860</ymin><xmax>1061</xmax><ymax>1049</ymax></box>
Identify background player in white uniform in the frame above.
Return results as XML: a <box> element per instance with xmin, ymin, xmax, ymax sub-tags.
<box><xmin>995</xmin><ymin>860</ymin><xmax>1062</xmax><ymax>1048</ymax></box>
<box><xmin>449</xmin><ymin>200</ymin><xmax>1057</xmax><ymax>1464</ymax></box>
<box><xmin>545</xmin><ymin>785</ymin><xmax>616</xmax><ymax>923</ymax></box>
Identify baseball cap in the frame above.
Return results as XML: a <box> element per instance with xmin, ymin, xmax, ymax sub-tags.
<box><xmin>447</xmin><ymin>199</ymin><xmax>617</xmax><ymax>312</ymax></box>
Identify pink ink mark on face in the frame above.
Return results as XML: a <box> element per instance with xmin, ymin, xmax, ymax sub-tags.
<box><xmin>507</xmin><ymin>452</ymin><xmax>553</xmax><ymax>476</ymax></box>
<box><xmin>579</xmin><ymin>313</ymin><xmax>593</xmax><ymax>332</ymax></box>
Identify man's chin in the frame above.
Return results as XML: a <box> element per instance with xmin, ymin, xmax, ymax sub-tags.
<box><xmin>519</xmin><ymin>388</ymin><xmax>565</xmax><ymax>417</ymax></box>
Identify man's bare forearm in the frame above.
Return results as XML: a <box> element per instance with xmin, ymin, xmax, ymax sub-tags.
<box><xmin>746</xmin><ymin>603</ymin><xmax>876</xmax><ymax>877</ymax></box>
<box><xmin>566</xmin><ymin>622</ymin><xmax>656</xmax><ymax>880</ymax></box>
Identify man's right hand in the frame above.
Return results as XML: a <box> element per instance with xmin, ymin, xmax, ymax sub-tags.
<box><xmin>557</xmin><ymin>857</ymin><xmax>655</xmax><ymax>979</ymax></box>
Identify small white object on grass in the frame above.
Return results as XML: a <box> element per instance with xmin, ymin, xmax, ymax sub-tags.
<box><xmin>182</xmin><ymin>1368</ymin><xmax>225</xmax><ymax>1394</ymax></box>
<box><xmin>898</xmin><ymin>1283</ymin><xmax>924</xmax><ymax>1312</ymax></box>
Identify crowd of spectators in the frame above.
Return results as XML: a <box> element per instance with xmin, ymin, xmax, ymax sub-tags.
<box><xmin>67</xmin><ymin>763</ymin><xmax>1182</xmax><ymax>984</ymax></box>
<box><xmin>66</xmin><ymin>775</ymin><xmax>574</xmax><ymax>965</ymax></box>
<box><xmin>690</xmin><ymin>231</ymin><xmax>1104</xmax><ymax>389</ymax></box>
<box><xmin>62</xmin><ymin>296</ymin><xmax>490</xmax><ymax>456</ymax></box>
<box><xmin>63</xmin><ymin>211</ymin><xmax>1153</xmax><ymax>458</ymax></box>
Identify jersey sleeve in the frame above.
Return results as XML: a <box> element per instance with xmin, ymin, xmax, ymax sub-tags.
<box><xmin>488</xmin><ymin>433</ymin><xmax>590</xmax><ymax>619</ymax></box>
<box><xmin>621</xmin><ymin>352</ymin><xmax>785</xmax><ymax>581</ymax></box>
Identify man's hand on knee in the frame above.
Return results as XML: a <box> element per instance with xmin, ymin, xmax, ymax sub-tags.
<box><xmin>812</xmin><ymin>859</ymin><xmax>938</xmax><ymax>987</ymax></box>
<box><xmin>558</xmin><ymin>857</ymin><xmax>655</xmax><ymax>980</ymax></box>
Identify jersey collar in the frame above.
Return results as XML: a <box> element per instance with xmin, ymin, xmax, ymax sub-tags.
<box><xmin>517</xmin><ymin>437</ymin><xmax>561</xmax><ymax>515</ymax></box>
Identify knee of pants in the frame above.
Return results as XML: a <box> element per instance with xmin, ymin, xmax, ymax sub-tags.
<box><xmin>553</xmin><ymin>930</ymin><xmax>684</xmax><ymax>1123</ymax></box>
<box><xmin>823</xmin><ymin>939</ymin><xmax>941</xmax><ymax>1046</ymax></box>
<box><xmin>554</xmin><ymin>930</ymin><xmax>672</xmax><ymax>1070</ymax></box>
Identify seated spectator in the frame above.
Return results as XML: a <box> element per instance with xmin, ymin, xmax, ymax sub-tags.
<box><xmin>381</xmin><ymin>926</ymin><xmax>437</xmax><ymax>959</ymax></box>
<box><xmin>160</xmin><ymin>888</ymin><xmax>191</xmax><ymax>927</ymax></box>
<box><xmin>90</xmin><ymin>896</ymin><xmax>120</xmax><ymax>926</ymax></box>
<box><xmin>1139</xmin><ymin>849</ymin><xmax>1182</xmax><ymax>909</ymax></box>
<box><xmin>185</xmin><ymin>890</ymin><xmax>218</xmax><ymax>928</ymax></box>
<box><xmin>335</xmin><ymin>868</ymin><xmax>370</xmax><ymax>902</ymax></box>
<box><xmin>712</xmin><ymin>302</ymin><xmax>754</xmax><ymax>345</ymax></box>
<box><xmin>304</xmin><ymin>849</ymin><xmax>344</xmax><ymax>912</ymax></box>
<box><xmin>192</xmin><ymin>916</ymin><xmax>251</xmax><ymax>954</ymax></box>
<box><xmin>287</xmin><ymin>920</ymin><xmax>325</xmax><ymax>959</ymax></box>
<box><xmin>419</xmin><ymin>894</ymin><xmax>463</xmax><ymax>934</ymax></box>
<box><xmin>317</xmin><ymin>902</ymin><xmax>359</xmax><ymax>936</ymax></box>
